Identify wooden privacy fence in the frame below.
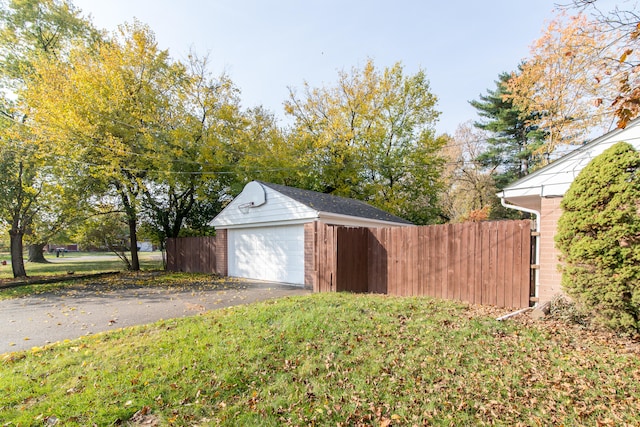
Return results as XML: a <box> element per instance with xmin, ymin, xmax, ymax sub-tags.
<box><xmin>313</xmin><ymin>220</ymin><xmax>533</xmax><ymax>309</ymax></box>
<box><xmin>166</xmin><ymin>235</ymin><xmax>227</xmax><ymax>274</ymax></box>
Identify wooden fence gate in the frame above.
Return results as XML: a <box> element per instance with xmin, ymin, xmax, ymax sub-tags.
<box><xmin>312</xmin><ymin>220</ymin><xmax>533</xmax><ymax>308</ymax></box>
<box><xmin>166</xmin><ymin>235</ymin><xmax>227</xmax><ymax>274</ymax></box>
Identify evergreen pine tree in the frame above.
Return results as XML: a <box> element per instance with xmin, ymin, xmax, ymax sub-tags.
<box><xmin>470</xmin><ymin>72</ymin><xmax>546</xmax><ymax>184</ymax></box>
<box><xmin>470</xmin><ymin>71</ymin><xmax>546</xmax><ymax>219</ymax></box>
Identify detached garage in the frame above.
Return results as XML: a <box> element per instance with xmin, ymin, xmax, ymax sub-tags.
<box><xmin>211</xmin><ymin>181</ymin><xmax>411</xmax><ymax>286</ymax></box>
<box><xmin>228</xmin><ymin>225</ymin><xmax>305</xmax><ymax>285</ymax></box>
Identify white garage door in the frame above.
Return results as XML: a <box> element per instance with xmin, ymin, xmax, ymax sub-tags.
<box><xmin>228</xmin><ymin>225</ymin><xmax>305</xmax><ymax>285</ymax></box>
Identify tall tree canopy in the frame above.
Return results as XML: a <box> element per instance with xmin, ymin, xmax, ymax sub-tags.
<box><xmin>24</xmin><ymin>21</ymin><xmax>240</xmax><ymax>270</ymax></box>
<box><xmin>228</xmin><ymin>106</ymin><xmax>302</xmax><ymax>192</ymax></box>
<box><xmin>470</xmin><ymin>71</ymin><xmax>546</xmax><ymax>186</ymax></box>
<box><xmin>0</xmin><ymin>0</ymin><xmax>97</xmax><ymax>84</ymax></box>
<box><xmin>507</xmin><ymin>12</ymin><xmax>615</xmax><ymax>152</ymax></box>
<box><xmin>26</xmin><ymin>21</ymin><xmax>171</xmax><ymax>271</ymax></box>
<box><xmin>570</xmin><ymin>0</ymin><xmax>640</xmax><ymax>128</ymax></box>
<box><xmin>284</xmin><ymin>59</ymin><xmax>447</xmax><ymax>224</ymax></box>
<box><xmin>136</xmin><ymin>53</ymin><xmax>243</xmax><ymax>252</ymax></box>
<box><xmin>0</xmin><ymin>0</ymin><xmax>96</xmax><ymax>277</ymax></box>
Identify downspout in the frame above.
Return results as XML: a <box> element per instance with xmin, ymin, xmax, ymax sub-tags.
<box><xmin>499</xmin><ymin>194</ymin><xmax>541</xmax><ymax>307</ymax></box>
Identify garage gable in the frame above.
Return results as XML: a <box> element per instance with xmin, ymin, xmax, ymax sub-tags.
<box><xmin>212</xmin><ymin>181</ymin><xmax>318</xmax><ymax>229</ymax></box>
<box><xmin>212</xmin><ymin>181</ymin><xmax>413</xmax><ymax>229</ymax></box>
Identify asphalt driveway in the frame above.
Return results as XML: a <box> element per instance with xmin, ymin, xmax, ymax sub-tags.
<box><xmin>0</xmin><ymin>277</ymin><xmax>310</xmax><ymax>354</ymax></box>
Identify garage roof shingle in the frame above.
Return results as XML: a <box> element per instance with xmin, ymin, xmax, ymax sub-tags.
<box><xmin>258</xmin><ymin>181</ymin><xmax>413</xmax><ymax>225</ymax></box>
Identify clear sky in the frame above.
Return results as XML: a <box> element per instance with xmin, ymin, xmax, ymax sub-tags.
<box><xmin>72</xmin><ymin>1</ymin><xmax>576</xmax><ymax>135</ymax></box>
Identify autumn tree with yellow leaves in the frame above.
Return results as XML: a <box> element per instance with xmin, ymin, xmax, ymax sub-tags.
<box><xmin>285</xmin><ymin>60</ymin><xmax>447</xmax><ymax>224</ymax></box>
<box><xmin>0</xmin><ymin>0</ymin><xmax>97</xmax><ymax>277</ymax></box>
<box><xmin>25</xmin><ymin>22</ymin><xmax>175</xmax><ymax>270</ymax></box>
<box><xmin>507</xmin><ymin>12</ymin><xmax>616</xmax><ymax>155</ymax></box>
<box><xmin>569</xmin><ymin>0</ymin><xmax>640</xmax><ymax>128</ymax></box>
<box><xmin>25</xmin><ymin>21</ymin><xmax>244</xmax><ymax>269</ymax></box>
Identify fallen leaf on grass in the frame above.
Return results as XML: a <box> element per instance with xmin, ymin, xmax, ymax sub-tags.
<box><xmin>129</xmin><ymin>406</ymin><xmax>159</xmax><ymax>426</ymax></box>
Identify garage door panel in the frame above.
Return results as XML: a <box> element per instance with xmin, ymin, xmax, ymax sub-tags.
<box><xmin>228</xmin><ymin>225</ymin><xmax>304</xmax><ymax>285</ymax></box>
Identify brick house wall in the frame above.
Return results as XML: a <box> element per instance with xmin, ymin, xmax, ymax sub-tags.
<box><xmin>538</xmin><ymin>197</ymin><xmax>564</xmax><ymax>302</ymax></box>
<box><xmin>214</xmin><ymin>229</ymin><xmax>228</xmax><ymax>276</ymax></box>
<box><xmin>304</xmin><ymin>222</ymin><xmax>316</xmax><ymax>291</ymax></box>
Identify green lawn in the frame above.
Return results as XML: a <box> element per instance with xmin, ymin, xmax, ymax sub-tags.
<box><xmin>1</xmin><ymin>283</ymin><xmax>639</xmax><ymax>426</ymax></box>
<box><xmin>0</xmin><ymin>251</ymin><xmax>163</xmax><ymax>280</ymax></box>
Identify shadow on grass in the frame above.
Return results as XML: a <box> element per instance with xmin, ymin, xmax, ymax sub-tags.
<box><xmin>0</xmin><ymin>270</ymin><xmax>304</xmax><ymax>306</ymax></box>
<box><xmin>0</xmin><ymin>253</ymin><xmax>163</xmax><ymax>280</ymax></box>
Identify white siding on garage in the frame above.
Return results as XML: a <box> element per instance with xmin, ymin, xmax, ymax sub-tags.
<box><xmin>213</xmin><ymin>184</ymin><xmax>317</xmax><ymax>228</ymax></box>
<box><xmin>228</xmin><ymin>225</ymin><xmax>305</xmax><ymax>285</ymax></box>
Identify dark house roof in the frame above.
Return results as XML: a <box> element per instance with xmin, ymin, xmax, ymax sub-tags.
<box><xmin>258</xmin><ymin>181</ymin><xmax>413</xmax><ymax>225</ymax></box>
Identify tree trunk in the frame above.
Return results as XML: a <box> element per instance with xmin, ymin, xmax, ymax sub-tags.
<box><xmin>128</xmin><ymin>215</ymin><xmax>140</xmax><ymax>271</ymax></box>
<box><xmin>27</xmin><ymin>242</ymin><xmax>49</xmax><ymax>263</ymax></box>
<box><xmin>159</xmin><ymin>239</ymin><xmax>167</xmax><ymax>270</ymax></box>
<box><xmin>9</xmin><ymin>230</ymin><xmax>27</xmax><ymax>278</ymax></box>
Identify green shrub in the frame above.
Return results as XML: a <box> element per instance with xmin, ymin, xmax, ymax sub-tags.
<box><xmin>555</xmin><ymin>141</ymin><xmax>640</xmax><ymax>334</ymax></box>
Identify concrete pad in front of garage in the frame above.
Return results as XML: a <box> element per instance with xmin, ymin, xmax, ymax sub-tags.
<box><xmin>0</xmin><ymin>278</ymin><xmax>310</xmax><ymax>354</ymax></box>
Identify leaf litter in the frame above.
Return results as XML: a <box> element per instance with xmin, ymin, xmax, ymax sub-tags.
<box><xmin>1</xmin><ymin>280</ymin><xmax>640</xmax><ymax>426</ymax></box>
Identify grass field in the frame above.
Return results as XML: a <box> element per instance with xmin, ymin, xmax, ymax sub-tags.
<box><xmin>1</xmin><ymin>283</ymin><xmax>639</xmax><ymax>426</ymax></box>
<box><xmin>0</xmin><ymin>251</ymin><xmax>163</xmax><ymax>280</ymax></box>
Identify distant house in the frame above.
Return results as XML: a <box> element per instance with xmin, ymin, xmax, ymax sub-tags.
<box><xmin>498</xmin><ymin>118</ymin><xmax>640</xmax><ymax>304</ymax></box>
<box><xmin>138</xmin><ymin>241</ymin><xmax>154</xmax><ymax>252</ymax></box>
<box><xmin>211</xmin><ymin>181</ymin><xmax>411</xmax><ymax>286</ymax></box>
